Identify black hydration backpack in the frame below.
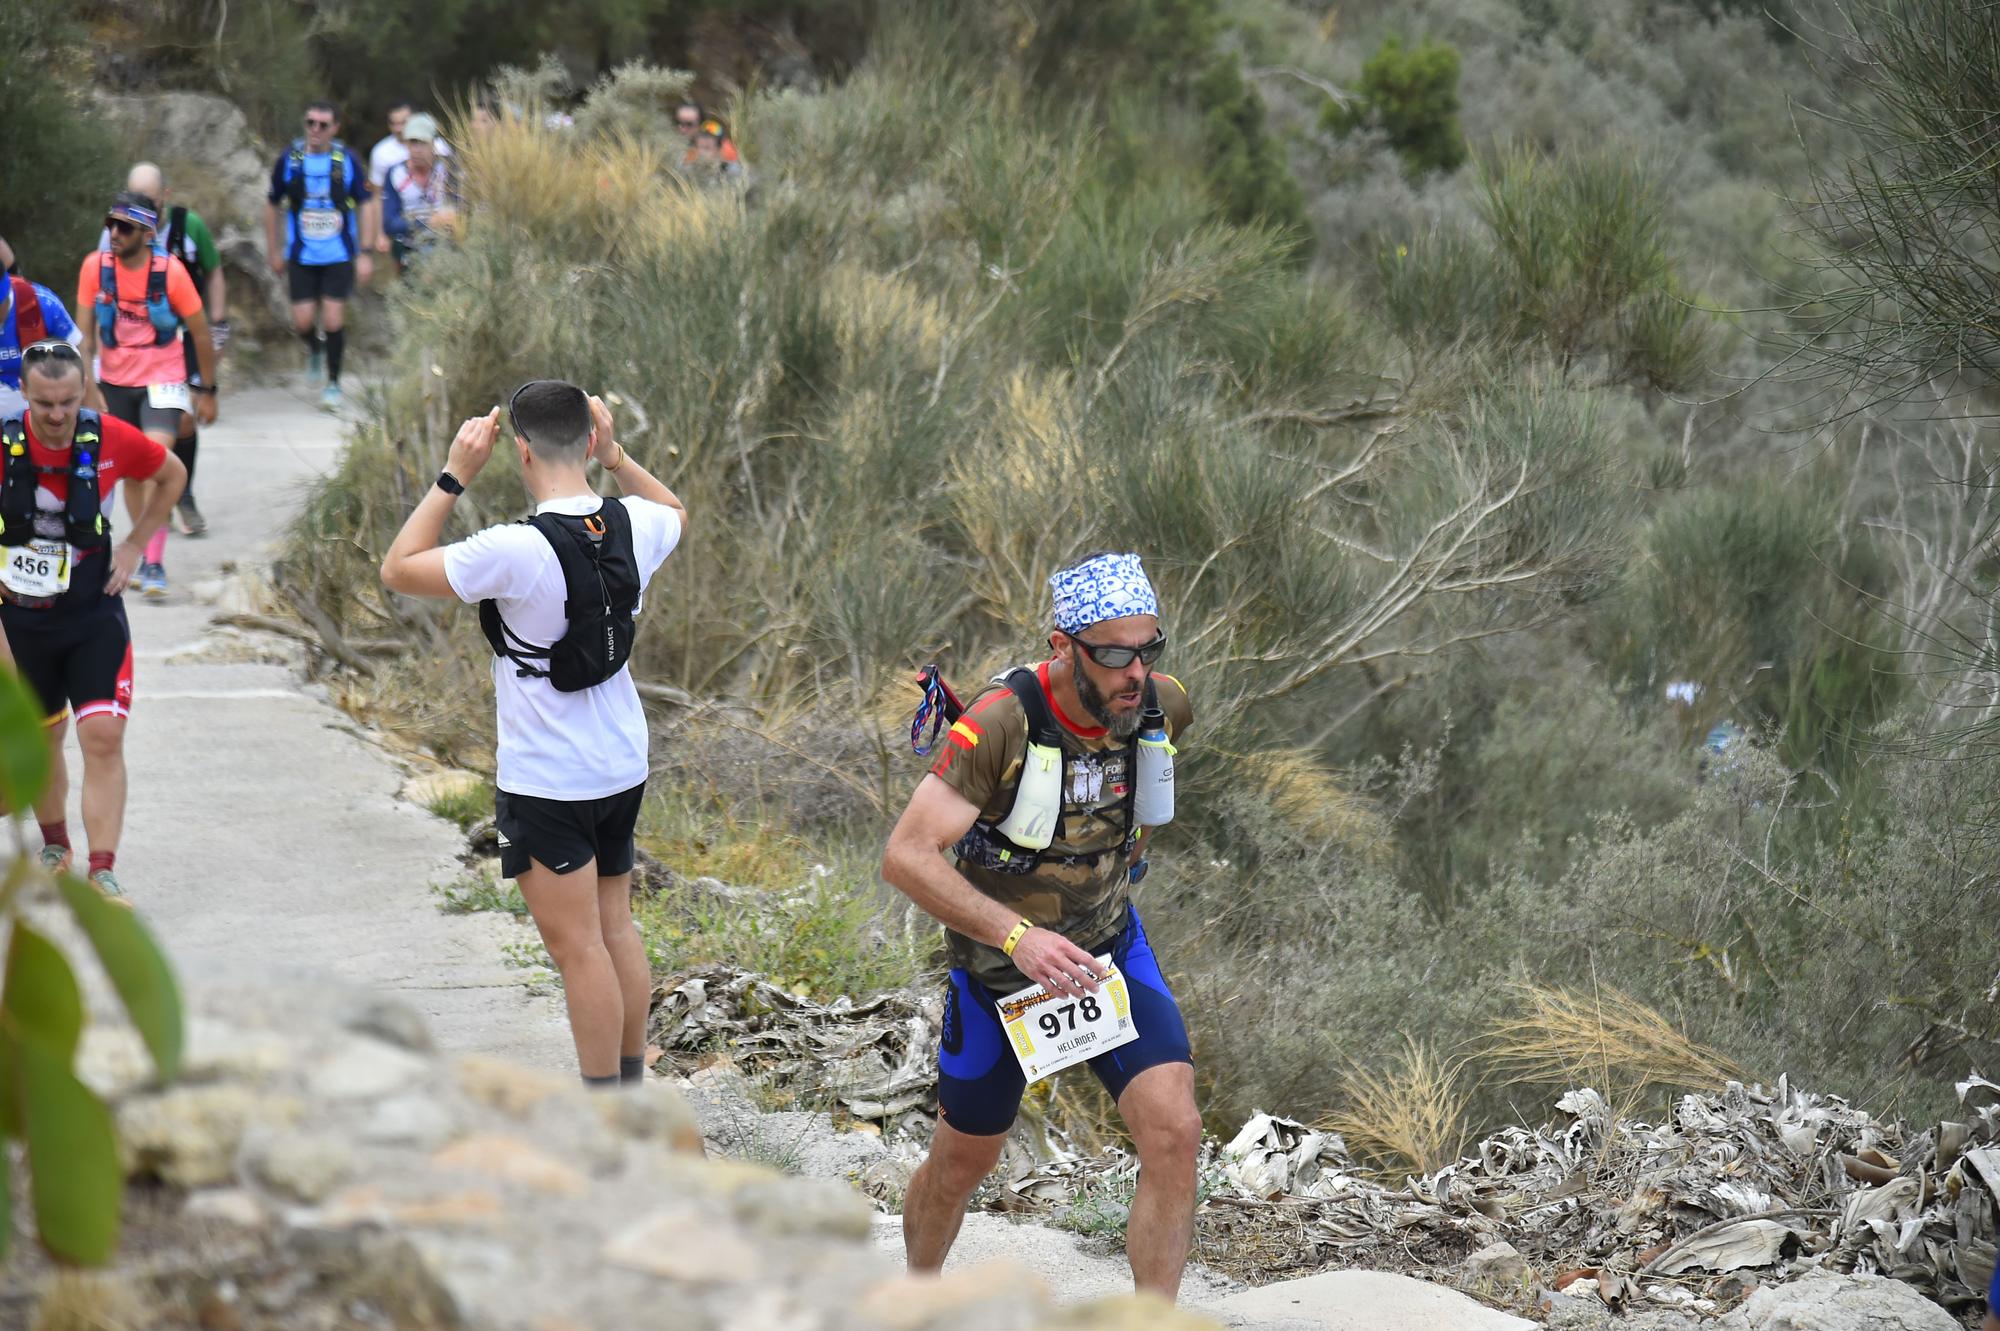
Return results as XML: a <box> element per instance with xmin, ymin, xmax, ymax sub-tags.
<box><xmin>479</xmin><ymin>500</ymin><xmax>640</xmax><ymax>692</ymax></box>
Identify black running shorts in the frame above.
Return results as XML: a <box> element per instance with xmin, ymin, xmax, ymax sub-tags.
<box><xmin>4</xmin><ymin>605</ymin><xmax>135</xmax><ymax>724</ymax></box>
<box><xmin>99</xmin><ymin>381</ymin><xmax>184</xmax><ymax>436</ymax></box>
<box><xmin>288</xmin><ymin>260</ymin><xmax>356</xmax><ymax>304</ymax></box>
<box><xmin>494</xmin><ymin>782</ymin><xmax>646</xmax><ymax>879</ymax></box>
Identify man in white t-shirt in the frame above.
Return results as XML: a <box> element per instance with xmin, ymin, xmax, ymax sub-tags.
<box><xmin>369</xmin><ymin>99</ymin><xmax>415</xmax><ymax>188</ymax></box>
<box><xmin>380</xmin><ymin>380</ymin><xmax>688</xmax><ymax>1088</ymax></box>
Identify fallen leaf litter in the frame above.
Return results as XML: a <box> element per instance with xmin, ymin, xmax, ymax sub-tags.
<box><xmin>652</xmin><ymin>965</ymin><xmax>2000</xmax><ymax>1315</ymax></box>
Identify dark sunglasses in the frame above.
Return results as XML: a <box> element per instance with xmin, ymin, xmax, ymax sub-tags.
<box><xmin>22</xmin><ymin>340</ymin><xmax>82</xmax><ymax>367</ymax></box>
<box><xmin>1069</xmin><ymin>632</ymin><xmax>1168</xmax><ymax>670</ymax></box>
<box><xmin>304</xmin><ymin>117</ymin><xmax>334</xmax><ymax>129</ymax></box>
<box><xmin>106</xmin><ymin>218</ymin><xmax>141</xmax><ymax>236</ymax></box>
<box><xmin>675</xmin><ymin>117</ymin><xmax>699</xmax><ymax>128</ymax></box>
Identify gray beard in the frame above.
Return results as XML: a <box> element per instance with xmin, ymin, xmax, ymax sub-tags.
<box><xmin>1076</xmin><ymin>666</ymin><xmax>1144</xmax><ymax>741</ymax></box>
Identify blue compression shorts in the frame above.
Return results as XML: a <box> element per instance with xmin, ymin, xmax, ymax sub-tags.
<box><xmin>936</xmin><ymin>903</ymin><xmax>1193</xmax><ymax>1136</ymax></box>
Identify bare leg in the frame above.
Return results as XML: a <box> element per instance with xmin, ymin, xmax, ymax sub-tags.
<box><xmin>1117</xmin><ymin>1061</ymin><xmax>1202</xmax><ymax>1299</ymax></box>
<box><xmin>903</xmin><ymin>1120</ymin><xmax>1006</xmax><ymax>1273</ymax></box>
<box><xmin>516</xmin><ymin>857</ymin><xmax>622</xmax><ymax>1078</ymax></box>
<box><xmin>75</xmin><ymin>714</ymin><xmax>128</xmax><ymax>855</ymax></box>
<box><xmin>595</xmin><ymin>870</ymin><xmax>649</xmax><ymax>1059</ymax></box>
<box><xmin>33</xmin><ymin>716</ymin><xmax>70</xmax><ymax>826</ymax></box>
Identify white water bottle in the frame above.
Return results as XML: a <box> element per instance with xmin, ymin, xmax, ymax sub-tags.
<box><xmin>1133</xmin><ymin>708</ymin><xmax>1175</xmax><ymax>827</ymax></box>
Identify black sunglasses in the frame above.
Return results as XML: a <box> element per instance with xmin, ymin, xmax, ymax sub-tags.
<box><xmin>107</xmin><ymin>218</ymin><xmax>141</xmax><ymax>236</ymax></box>
<box><xmin>304</xmin><ymin>117</ymin><xmax>334</xmax><ymax>129</ymax></box>
<box><xmin>675</xmin><ymin>117</ymin><xmax>699</xmax><ymax>128</ymax></box>
<box><xmin>1069</xmin><ymin>632</ymin><xmax>1168</xmax><ymax>670</ymax></box>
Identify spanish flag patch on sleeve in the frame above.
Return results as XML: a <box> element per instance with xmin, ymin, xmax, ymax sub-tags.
<box><xmin>948</xmin><ymin>718</ymin><xmax>982</xmax><ymax>750</ymax></box>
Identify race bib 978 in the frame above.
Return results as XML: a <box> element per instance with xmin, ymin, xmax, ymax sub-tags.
<box><xmin>996</xmin><ymin>956</ymin><xmax>1139</xmax><ymax>1084</ymax></box>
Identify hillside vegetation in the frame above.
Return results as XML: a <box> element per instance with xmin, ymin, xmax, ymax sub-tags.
<box><xmin>30</xmin><ymin>0</ymin><xmax>1997</xmax><ymax>1149</ymax></box>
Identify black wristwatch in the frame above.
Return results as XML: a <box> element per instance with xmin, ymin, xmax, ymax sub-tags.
<box><xmin>193</xmin><ymin>383</ymin><xmax>218</xmax><ymax>395</ymax></box>
<box><xmin>435</xmin><ymin>470</ymin><xmax>465</xmax><ymax>496</ymax></box>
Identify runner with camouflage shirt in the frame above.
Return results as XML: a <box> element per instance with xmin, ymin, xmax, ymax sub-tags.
<box><xmin>881</xmin><ymin>550</ymin><xmax>1201</xmax><ymax>1299</ymax></box>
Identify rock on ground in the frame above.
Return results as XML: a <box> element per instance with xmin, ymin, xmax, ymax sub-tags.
<box><xmin>1718</xmin><ymin>1271</ymin><xmax>1960</xmax><ymax>1331</ymax></box>
<box><xmin>1204</xmin><ymin>1271</ymin><xmax>1535</xmax><ymax>1331</ymax></box>
<box><xmin>21</xmin><ymin>980</ymin><xmax>1208</xmax><ymax>1331</ymax></box>
<box><xmin>873</xmin><ymin>1213</ymin><xmax>1244</xmax><ymax>1308</ymax></box>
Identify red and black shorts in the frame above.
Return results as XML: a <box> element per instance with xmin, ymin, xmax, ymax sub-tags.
<box><xmin>3</xmin><ymin>605</ymin><xmax>135</xmax><ymax>724</ymax></box>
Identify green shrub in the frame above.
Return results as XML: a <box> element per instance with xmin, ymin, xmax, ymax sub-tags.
<box><xmin>1602</xmin><ymin>480</ymin><xmax>1902</xmax><ymax>775</ymax></box>
<box><xmin>1323</xmin><ymin>36</ymin><xmax>1467</xmax><ymax>178</ymax></box>
<box><xmin>0</xmin><ymin>6</ymin><xmax>123</xmax><ymax>279</ymax></box>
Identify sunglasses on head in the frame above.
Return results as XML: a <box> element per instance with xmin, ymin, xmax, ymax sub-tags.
<box><xmin>1069</xmin><ymin>632</ymin><xmax>1168</xmax><ymax>670</ymax></box>
<box><xmin>22</xmin><ymin>340</ymin><xmax>82</xmax><ymax>368</ymax></box>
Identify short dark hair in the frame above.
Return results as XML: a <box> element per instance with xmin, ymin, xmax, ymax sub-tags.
<box><xmin>387</xmin><ymin>96</ymin><xmax>415</xmax><ymax>114</ymax></box>
<box><xmin>21</xmin><ymin>341</ymin><xmax>84</xmax><ymax>385</ymax></box>
<box><xmin>508</xmin><ymin>380</ymin><xmax>591</xmax><ymax>459</ymax></box>
<box><xmin>307</xmin><ymin>99</ymin><xmax>339</xmax><ymax>121</ymax></box>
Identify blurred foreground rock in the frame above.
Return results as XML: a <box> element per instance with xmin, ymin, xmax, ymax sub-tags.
<box><xmin>22</xmin><ymin>979</ymin><xmax>1216</xmax><ymax>1331</ymax></box>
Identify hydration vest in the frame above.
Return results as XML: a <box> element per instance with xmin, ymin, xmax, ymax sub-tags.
<box><xmin>925</xmin><ymin>665</ymin><xmax>1158</xmax><ymax>878</ymax></box>
<box><xmin>0</xmin><ymin>412</ymin><xmax>111</xmax><ymax>550</ymax></box>
<box><xmin>95</xmin><ymin>249</ymin><xmax>177</xmax><ymax>347</ymax></box>
<box><xmin>479</xmin><ymin>500</ymin><xmax>641</xmax><ymax>693</ymax></box>
<box><xmin>164</xmin><ymin>206</ymin><xmax>208</xmax><ymax>291</ymax></box>
<box><xmin>6</xmin><ymin>278</ymin><xmax>48</xmax><ymax>350</ymax></box>
<box><xmin>284</xmin><ymin>139</ymin><xmax>355</xmax><ymax>261</ymax></box>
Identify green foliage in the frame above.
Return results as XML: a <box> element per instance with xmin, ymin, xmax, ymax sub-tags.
<box><xmin>0</xmin><ymin>667</ymin><xmax>183</xmax><ymax>1267</ymax></box>
<box><xmin>1603</xmin><ymin>481</ymin><xmax>1902</xmax><ymax>775</ymax></box>
<box><xmin>1377</xmin><ymin>149</ymin><xmax>1715</xmax><ymax>393</ymax></box>
<box><xmin>1193</xmin><ymin>55</ymin><xmax>1308</xmax><ymax>233</ymax></box>
<box><xmin>1783</xmin><ymin>0</ymin><xmax>2000</xmax><ymax>408</ymax></box>
<box><xmin>1323</xmin><ymin>37</ymin><xmax>1467</xmax><ymax>178</ymax></box>
<box><xmin>0</xmin><ymin>5</ymin><xmax>124</xmax><ymax>279</ymax></box>
<box><xmin>83</xmin><ymin>0</ymin><xmax>320</xmax><ymax>145</ymax></box>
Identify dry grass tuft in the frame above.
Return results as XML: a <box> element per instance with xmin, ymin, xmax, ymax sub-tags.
<box><xmin>1245</xmin><ymin>747</ymin><xmax>1397</xmax><ymax>864</ymax></box>
<box><xmin>31</xmin><ymin>1271</ymin><xmax>146</xmax><ymax>1331</ymax></box>
<box><xmin>1320</xmin><ymin>1037</ymin><xmax>1473</xmax><ymax>1176</ymax></box>
<box><xmin>1485</xmin><ymin>980</ymin><xmax>1743</xmax><ymax>1103</ymax></box>
<box><xmin>457</xmin><ymin>117</ymin><xmax>738</xmax><ymax>262</ymax></box>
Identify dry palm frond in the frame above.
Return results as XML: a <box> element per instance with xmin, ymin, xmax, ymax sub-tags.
<box><xmin>1486</xmin><ymin>980</ymin><xmax>1742</xmax><ymax>1100</ymax></box>
<box><xmin>1319</xmin><ymin>1037</ymin><xmax>1473</xmax><ymax>1176</ymax></box>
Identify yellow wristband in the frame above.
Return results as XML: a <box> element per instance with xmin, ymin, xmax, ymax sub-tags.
<box><xmin>1002</xmin><ymin>920</ymin><xmax>1032</xmax><ymax>958</ymax></box>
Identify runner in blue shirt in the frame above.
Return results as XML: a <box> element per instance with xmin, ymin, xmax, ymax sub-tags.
<box><xmin>264</xmin><ymin>99</ymin><xmax>376</xmax><ymax>412</ymax></box>
<box><xmin>0</xmin><ymin>276</ymin><xmax>83</xmax><ymax>418</ymax></box>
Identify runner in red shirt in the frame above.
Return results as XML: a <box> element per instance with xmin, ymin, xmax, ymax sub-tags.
<box><xmin>1</xmin><ymin>340</ymin><xmax>186</xmax><ymax>899</ymax></box>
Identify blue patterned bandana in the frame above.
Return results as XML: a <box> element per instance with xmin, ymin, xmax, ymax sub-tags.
<box><xmin>1050</xmin><ymin>552</ymin><xmax>1158</xmax><ymax>633</ymax></box>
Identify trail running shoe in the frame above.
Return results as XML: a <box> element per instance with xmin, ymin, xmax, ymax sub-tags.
<box><xmin>90</xmin><ymin>868</ymin><xmax>125</xmax><ymax>900</ymax></box>
<box><xmin>141</xmin><ymin>562</ymin><xmax>168</xmax><ymax>598</ymax></box>
<box><xmin>320</xmin><ymin>382</ymin><xmax>344</xmax><ymax>413</ymax></box>
<box><xmin>305</xmin><ymin>347</ymin><xmax>325</xmax><ymax>387</ymax></box>
<box><xmin>38</xmin><ymin>844</ymin><xmax>70</xmax><ymax>874</ymax></box>
<box><xmin>176</xmin><ymin>494</ymin><xmax>207</xmax><ymax>537</ymax></box>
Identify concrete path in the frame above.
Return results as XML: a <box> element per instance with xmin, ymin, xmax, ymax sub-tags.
<box><xmin>70</xmin><ymin>384</ymin><xmax>571</xmax><ymax>1071</ymax></box>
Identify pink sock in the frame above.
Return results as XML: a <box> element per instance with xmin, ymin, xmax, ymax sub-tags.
<box><xmin>144</xmin><ymin>527</ymin><xmax>167</xmax><ymax>564</ymax></box>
